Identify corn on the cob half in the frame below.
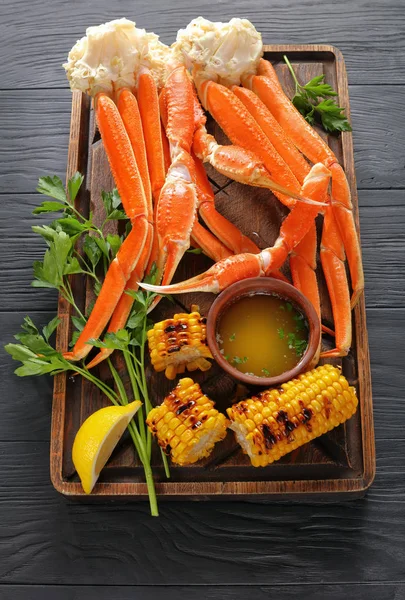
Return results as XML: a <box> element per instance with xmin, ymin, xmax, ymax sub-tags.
<box><xmin>146</xmin><ymin>378</ymin><xmax>229</xmax><ymax>465</ymax></box>
<box><xmin>227</xmin><ymin>364</ymin><xmax>358</xmax><ymax>467</ymax></box>
<box><xmin>147</xmin><ymin>308</ymin><xmax>213</xmax><ymax>379</ymax></box>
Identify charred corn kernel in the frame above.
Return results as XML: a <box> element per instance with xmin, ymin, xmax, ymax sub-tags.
<box><xmin>146</xmin><ymin>378</ymin><xmax>229</xmax><ymax>466</ymax></box>
<box><xmin>147</xmin><ymin>310</ymin><xmax>213</xmax><ymax>380</ymax></box>
<box><xmin>227</xmin><ymin>364</ymin><xmax>358</xmax><ymax>467</ymax></box>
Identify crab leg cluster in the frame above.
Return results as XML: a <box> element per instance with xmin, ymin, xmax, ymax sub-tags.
<box><xmin>143</xmin><ymin>17</ymin><xmax>364</xmax><ymax>357</ymax></box>
<box><xmin>63</xmin><ymin>17</ymin><xmax>364</xmax><ymax>365</ymax></box>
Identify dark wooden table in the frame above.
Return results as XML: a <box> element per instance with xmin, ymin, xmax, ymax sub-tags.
<box><xmin>0</xmin><ymin>1</ymin><xmax>404</xmax><ymax>598</ymax></box>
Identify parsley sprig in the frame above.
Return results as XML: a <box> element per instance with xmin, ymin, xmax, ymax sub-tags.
<box><xmin>284</xmin><ymin>55</ymin><xmax>352</xmax><ymax>133</ymax></box>
<box><xmin>4</xmin><ymin>172</ymin><xmax>171</xmax><ymax>516</ymax></box>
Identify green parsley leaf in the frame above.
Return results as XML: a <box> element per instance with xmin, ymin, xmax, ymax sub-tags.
<box><xmin>187</xmin><ymin>247</ymin><xmax>203</xmax><ymax>254</ymax></box>
<box><xmin>229</xmin><ymin>333</ymin><xmax>236</xmax><ymax>342</ymax></box>
<box><xmin>106</xmin><ymin>233</ymin><xmax>122</xmax><ymax>259</ymax></box>
<box><xmin>101</xmin><ymin>189</ymin><xmax>124</xmax><ymax>219</ymax></box>
<box><xmin>4</xmin><ymin>343</ymin><xmax>38</xmax><ymax>362</ymax></box>
<box><xmin>284</xmin><ymin>55</ymin><xmax>352</xmax><ymax>134</ymax></box>
<box><xmin>277</xmin><ymin>328</ymin><xmax>285</xmax><ymax>340</ymax></box>
<box><xmin>21</xmin><ymin>316</ymin><xmax>39</xmax><ymax>335</ymax></box>
<box><xmin>302</xmin><ymin>74</ymin><xmax>337</xmax><ymax>100</ymax></box>
<box><xmin>316</xmin><ymin>99</ymin><xmax>352</xmax><ymax>133</ymax></box>
<box><xmin>126</xmin><ymin>311</ymin><xmax>144</xmax><ymax>330</ymax></box>
<box><xmin>94</xmin><ymin>236</ymin><xmax>109</xmax><ymax>258</ymax></box>
<box><xmin>52</xmin><ymin>216</ymin><xmax>88</xmax><ymax>237</ymax></box>
<box><xmin>71</xmin><ymin>315</ymin><xmax>86</xmax><ymax>331</ymax></box>
<box><xmin>42</xmin><ymin>316</ymin><xmax>61</xmax><ymax>342</ymax></box>
<box><xmin>32</xmin><ymin>224</ymin><xmax>60</xmax><ymax>244</ymax></box>
<box><xmin>106</xmin><ymin>209</ymin><xmax>128</xmax><ymax>221</ymax></box>
<box><xmin>89</xmin><ymin>330</ymin><xmax>130</xmax><ymax>351</ymax></box>
<box><xmin>33</xmin><ymin>201</ymin><xmax>66</xmax><ymax>215</ymax></box>
<box><xmin>261</xmin><ymin>368</ymin><xmax>271</xmax><ymax>376</ymax></box>
<box><xmin>36</xmin><ymin>175</ymin><xmax>67</xmax><ymax>203</ymax></box>
<box><xmin>67</xmin><ymin>172</ymin><xmax>84</xmax><ymax>203</ymax></box>
<box><xmin>83</xmin><ymin>235</ymin><xmax>103</xmax><ymax>268</ymax></box>
<box><xmin>63</xmin><ymin>257</ymin><xmax>84</xmax><ymax>276</ymax></box>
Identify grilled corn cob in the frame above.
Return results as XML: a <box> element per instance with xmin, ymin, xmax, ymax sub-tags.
<box><xmin>227</xmin><ymin>364</ymin><xmax>358</xmax><ymax>467</ymax></box>
<box><xmin>146</xmin><ymin>378</ymin><xmax>229</xmax><ymax>465</ymax></box>
<box><xmin>147</xmin><ymin>308</ymin><xmax>213</xmax><ymax>379</ymax></box>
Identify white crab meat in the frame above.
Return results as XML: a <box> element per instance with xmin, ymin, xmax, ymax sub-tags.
<box><xmin>173</xmin><ymin>16</ymin><xmax>263</xmax><ymax>86</ymax></box>
<box><xmin>64</xmin><ymin>18</ymin><xmax>171</xmax><ymax>95</ymax></box>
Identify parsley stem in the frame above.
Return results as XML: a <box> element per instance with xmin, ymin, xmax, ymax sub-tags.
<box><xmin>73</xmin><ymin>365</ymin><xmax>120</xmax><ymax>406</ymax></box>
<box><xmin>283</xmin><ymin>55</ymin><xmax>301</xmax><ymax>95</ymax></box>
<box><xmin>75</xmin><ymin>361</ymin><xmax>158</xmax><ymax>516</ymax></box>
<box><xmin>123</xmin><ymin>351</ymin><xmax>146</xmax><ymax>443</ymax></box>
<box><xmin>61</xmin><ymin>281</ymin><xmax>86</xmax><ymax>322</ymax></box>
<box><xmin>107</xmin><ymin>358</ymin><xmax>129</xmax><ymax>406</ymax></box>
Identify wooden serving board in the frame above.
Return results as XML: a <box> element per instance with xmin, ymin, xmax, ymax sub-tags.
<box><xmin>51</xmin><ymin>45</ymin><xmax>375</xmax><ymax>501</ymax></box>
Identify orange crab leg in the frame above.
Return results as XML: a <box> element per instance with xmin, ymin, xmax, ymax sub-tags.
<box><xmin>245</xmin><ymin>60</ymin><xmax>364</xmax><ymax>306</ymax></box>
<box><xmin>140</xmin><ymin>163</ymin><xmax>330</xmax><ymax>296</ymax></box>
<box><xmin>193</xmin><ymin>127</ymin><xmax>323</xmax><ymax>206</ymax></box>
<box><xmin>325</xmin><ymin>158</ymin><xmax>364</xmax><ymax>308</ymax></box>
<box><xmin>64</xmin><ymin>94</ymin><xmax>148</xmax><ymax>362</ymax></box>
<box><xmin>117</xmin><ymin>88</ymin><xmax>152</xmax><ymax>214</ymax></box>
<box><xmin>191</xmin><ymin>221</ymin><xmax>233</xmax><ymax>261</ymax></box>
<box><xmin>85</xmin><ymin>88</ymin><xmax>155</xmax><ymax>369</ymax></box>
<box><xmin>232</xmin><ymin>85</ymin><xmax>311</xmax><ymax>185</ymax></box>
<box><xmin>246</xmin><ymin>60</ymin><xmax>334</xmax><ymax>164</ymax></box>
<box><xmin>85</xmin><ymin>227</ymin><xmax>153</xmax><ymax>369</ymax></box>
<box><xmin>137</xmin><ymin>71</ymin><xmax>167</xmax><ymax>274</ymax></box>
<box><xmin>138</xmin><ymin>71</ymin><xmax>167</xmax><ymax>202</ymax></box>
<box><xmin>197</xmin><ymin>77</ymin><xmax>302</xmax><ymax>209</ymax></box>
<box><xmin>64</xmin><ymin>222</ymin><xmax>148</xmax><ymax>361</ymax></box>
<box><xmin>320</xmin><ymin>206</ymin><xmax>351</xmax><ymax>357</ymax></box>
<box><xmin>290</xmin><ymin>226</ymin><xmax>320</xmax><ymax>319</ymax></box>
<box><xmin>155</xmin><ymin>66</ymin><xmax>198</xmax><ymax>286</ymax></box>
<box><xmin>193</xmin><ymin>152</ymin><xmax>260</xmax><ymax>254</ymax></box>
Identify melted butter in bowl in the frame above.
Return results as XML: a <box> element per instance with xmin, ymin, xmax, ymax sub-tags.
<box><xmin>217</xmin><ymin>294</ymin><xmax>309</xmax><ymax>379</ymax></box>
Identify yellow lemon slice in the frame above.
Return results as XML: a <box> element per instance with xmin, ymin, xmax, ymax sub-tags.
<box><xmin>72</xmin><ymin>400</ymin><xmax>142</xmax><ymax>494</ymax></box>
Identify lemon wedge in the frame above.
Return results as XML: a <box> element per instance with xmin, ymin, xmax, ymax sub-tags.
<box><xmin>72</xmin><ymin>400</ymin><xmax>142</xmax><ymax>494</ymax></box>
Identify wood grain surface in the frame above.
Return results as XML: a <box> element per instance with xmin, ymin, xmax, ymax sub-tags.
<box><xmin>1</xmin><ymin>585</ymin><xmax>405</xmax><ymax>600</ymax></box>
<box><xmin>0</xmin><ymin>0</ymin><xmax>403</xmax><ymax>598</ymax></box>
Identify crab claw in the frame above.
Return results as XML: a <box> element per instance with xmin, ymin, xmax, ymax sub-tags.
<box><xmin>155</xmin><ymin>149</ymin><xmax>199</xmax><ymax>287</ymax></box>
<box><xmin>140</xmin><ymin>252</ymin><xmax>267</xmax><ymax>294</ymax></box>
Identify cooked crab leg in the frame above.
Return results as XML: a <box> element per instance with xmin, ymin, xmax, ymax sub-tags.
<box><xmin>244</xmin><ymin>59</ymin><xmax>364</xmax><ymax>306</ymax></box>
<box><xmin>159</xmin><ymin>85</ymin><xmax>261</xmax><ymax>256</ymax></box>
<box><xmin>141</xmin><ymin>163</ymin><xmax>330</xmax><ymax>296</ymax></box>
<box><xmin>193</xmin><ymin>153</ymin><xmax>260</xmax><ymax>254</ymax></box>
<box><xmin>195</xmin><ymin>74</ymin><xmax>303</xmax><ymax>209</ymax></box>
<box><xmin>64</xmin><ymin>93</ymin><xmax>149</xmax><ymax>362</ymax></box>
<box><xmin>86</xmin><ymin>88</ymin><xmax>154</xmax><ymax>370</ymax></box>
<box><xmin>191</xmin><ymin>221</ymin><xmax>233</xmax><ymax>261</ymax></box>
<box><xmin>320</xmin><ymin>206</ymin><xmax>351</xmax><ymax>357</ymax></box>
<box><xmin>137</xmin><ymin>70</ymin><xmax>168</xmax><ymax>273</ymax></box>
<box><xmin>290</xmin><ymin>226</ymin><xmax>320</xmax><ymax>320</ymax></box>
<box><xmin>155</xmin><ymin>65</ymin><xmax>199</xmax><ymax>286</ymax></box>
<box><xmin>231</xmin><ymin>85</ymin><xmax>311</xmax><ymax>184</ymax></box>
<box><xmin>232</xmin><ymin>84</ymin><xmax>321</xmax><ymax>315</ymax></box>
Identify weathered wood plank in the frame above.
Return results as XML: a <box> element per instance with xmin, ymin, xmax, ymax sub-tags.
<box><xmin>0</xmin><ymin>0</ymin><xmax>403</xmax><ymax>87</ymax></box>
<box><xmin>1</xmin><ymin>584</ymin><xmax>404</xmax><ymax>600</ymax></box>
<box><xmin>0</xmin><ymin>312</ymin><xmax>54</xmax><ymax>442</ymax></box>
<box><xmin>0</xmin><ymin>436</ymin><xmax>403</xmax><ymax>584</ymax></box>
<box><xmin>0</xmin><ymin>195</ymin><xmax>58</xmax><ymax>311</ymax></box>
<box><xmin>1</xmin><ymin>190</ymin><xmax>402</xmax><ymax>312</ymax></box>
<box><xmin>0</xmin><ymin>86</ymin><xmax>403</xmax><ymax>192</ymax></box>
<box><xmin>0</xmin><ymin>91</ymin><xmax>70</xmax><ymax>194</ymax></box>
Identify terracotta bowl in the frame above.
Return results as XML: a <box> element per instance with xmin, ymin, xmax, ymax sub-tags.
<box><xmin>206</xmin><ymin>277</ymin><xmax>321</xmax><ymax>387</ymax></box>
